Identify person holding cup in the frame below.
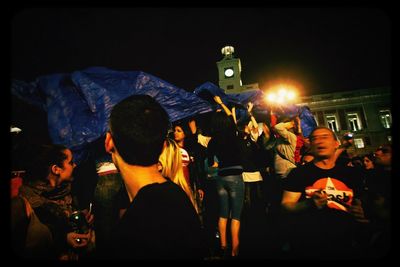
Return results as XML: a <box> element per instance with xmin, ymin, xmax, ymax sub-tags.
<box><xmin>18</xmin><ymin>144</ymin><xmax>94</xmax><ymax>260</ymax></box>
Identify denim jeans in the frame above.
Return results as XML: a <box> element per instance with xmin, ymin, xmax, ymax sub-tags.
<box><xmin>215</xmin><ymin>174</ymin><xmax>244</xmax><ymax>220</ymax></box>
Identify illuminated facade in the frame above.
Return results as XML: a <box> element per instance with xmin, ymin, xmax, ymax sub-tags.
<box><xmin>216</xmin><ymin>46</ymin><xmax>259</xmax><ymax>94</ymax></box>
<box><xmin>297</xmin><ymin>87</ymin><xmax>392</xmax><ymax>156</ymax></box>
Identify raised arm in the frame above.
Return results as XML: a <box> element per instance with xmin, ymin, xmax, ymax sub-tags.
<box><xmin>247</xmin><ymin>102</ymin><xmax>259</xmax><ymax>141</ymax></box>
<box><xmin>295</xmin><ymin>116</ymin><xmax>302</xmax><ymax>136</ymax></box>
<box><xmin>214</xmin><ymin>95</ymin><xmax>232</xmax><ymax>117</ymax></box>
<box><xmin>274</xmin><ymin>121</ymin><xmax>295</xmax><ymax>140</ymax></box>
<box><xmin>262</xmin><ymin>122</ymin><xmax>271</xmax><ymax>141</ymax></box>
<box><xmin>188</xmin><ymin>119</ymin><xmax>197</xmax><ymax>135</ymax></box>
<box><xmin>334</xmin><ymin>135</ymin><xmax>353</xmax><ymax>161</ymax></box>
<box><xmin>231</xmin><ymin>106</ymin><xmax>237</xmax><ymax>125</ymax></box>
<box><xmin>247</xmin><ymin>103</ymin><xmax>258</xmax><ymax>130</ymax></box>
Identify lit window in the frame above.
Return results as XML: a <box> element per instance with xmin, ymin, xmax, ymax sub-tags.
<box><xmin>354</xmin><ymin>138</ymin><xmax>364</xmax><ymax>148</ymax></box>
<box><xmin>388</xmin><ymin>136</ymin><xmax>392</xmax><ymax>142</ymax></box>
<box><xmin>326</xmin><ymin>115</ymin><xmax>339</xmax><ymax>132</ymax></box>
<box><xmin>379</xmin><ymin>110</ymin><xmax>391</xmax><ymax>129</ymax></box>
<box><xmin>347</xmin><ymin>113</ymin><xmax>362</xmax><ymax>131</ymax></box>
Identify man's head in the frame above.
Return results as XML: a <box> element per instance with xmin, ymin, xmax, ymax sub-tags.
<box><xmin>278</xmin><ymin>115</ymin><xmax>298</xmax><ymax>133</ymax></box>
<box><xmin>374</xmin><ymin>144</ymin><xmax>392</xmax><ymax>168</ymax></box>
<box><xmin>309</xmin><ymin>127</ymin><xmax>339</xmax><ymax>160</ymax></box>
<box><xmin>107</xmin><ymin>94</ymin><xmax>169</xmax><ymax>166</ymax></box>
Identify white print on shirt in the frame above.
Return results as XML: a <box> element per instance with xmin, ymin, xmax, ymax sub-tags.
<box><xmin>180</xmin><ymin>148</ymin><xmax>190</xmax><ymax>167</ymax></box>
<box><xmin>305</xmin><ymin>177</ymin><xmax>354</xmax><ymax>212</ymax></box>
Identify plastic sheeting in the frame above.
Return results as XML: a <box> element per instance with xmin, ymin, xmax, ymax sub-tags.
<box><xmin>194</xmin><ymin>82</ymin><xmax>316</xmax><ymax>136</ymax></box>
<box><xmin>298</xmin><ymin>106</ymin><xmax>318</xmax><ymax>138</ymax></box>
<box><xmin>12</xmin><ymin>67</ymin><xmax>213</xmax><ymax>164</ymax></box>
<box><xmin>194</xmin><ymin>82</ymin><xmax>267</xmax><ymax>125</ymax></box>
<box><xmin>193</xmin><ymin>82</ymin><xmax>242</xmax><ymax>108</ymax></box>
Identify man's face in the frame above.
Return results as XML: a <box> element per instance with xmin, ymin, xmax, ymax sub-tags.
<box><xmin>310</xmin><ymin>128</ymin><xmax>339</xmax><ymax>159</ymax></box>
<box><xmin>374</xmin><ymin>146</ymin><xmax>392</xmax><ymax>167</ymax></box>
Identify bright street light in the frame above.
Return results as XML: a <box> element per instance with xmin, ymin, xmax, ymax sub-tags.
<box><xmin>265</xmin><ymin>87</ymin><xmax>297</xmax><ymax>104</ymax></box>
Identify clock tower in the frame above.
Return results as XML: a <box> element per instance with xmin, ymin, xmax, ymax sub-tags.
<box><xmin>217</xmin><ymin>46</ymin><xmax>243</xmax><ymax>94</ymax></box>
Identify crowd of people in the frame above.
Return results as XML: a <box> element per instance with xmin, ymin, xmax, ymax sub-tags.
<box><xmin>11</xmin><ymin>94</ymin><xmax>392</xmax><ymax>260</ymax></box>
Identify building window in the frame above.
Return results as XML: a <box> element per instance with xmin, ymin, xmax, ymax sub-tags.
<box><xmin>227</xmin><ymin>85</ymin><xmax>234</xmax><ymax>90</ymax></box>
<box><xmin>379</xmin><ymin>109</ymin><xmax>392</xmax><ymax>129</ymax></box>
<box><xmin>326</xmin><ymin>114</ymin><xmax>339</xmax><ymax>132</ymax></box>
<box><xmin>354</xmin><ymin>138</ymin><xmax>364</xmax><ymax>149</ymax></box>
<box><xmin>347</xmin><ymin>113</ymin><xmax>362</xmax><ymax>131</ymax></box>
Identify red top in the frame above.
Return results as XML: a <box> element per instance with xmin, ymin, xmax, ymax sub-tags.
<box><xmin>11</xmin><ymin>176</ymin><xmax>23</xmax><ymax>198</ymax></box>
<box><xmin>294</xmin><ymin>134</ymin><xmax>305</xmax><ymax>164</ymax></box>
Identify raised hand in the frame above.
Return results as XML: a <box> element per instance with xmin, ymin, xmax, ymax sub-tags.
<box><xmin>213</xmin><ymin>95</ymin><xmax>223</xmax><ymax>105</ymax></box>
<box><xmin>312</xmin><ymin>190</ymin><xmax>328</xmax><ymax>209</ymax></box>
<box><xmin>247</xmin><ymin>102</ymin><xmax>254</xmax><ymax>113</ymax></box>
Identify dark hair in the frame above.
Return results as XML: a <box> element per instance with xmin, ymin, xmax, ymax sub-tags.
<box><xmin>351</xmin><ymin>156</ymin><xmax>363</xmax><ymax>167</ymax></box>
<box><xmin>109</xmin><ymin>94</ymin><xmax>169</xmax><ymax>166</ymax></box>
<box><xmin>173</xmin><ymin>121</ymin><xmax>191</xmax><ymax>138</ymax></box>
<box><xmin>309</xmin><ymin>126</ymin><xmax>338</xmax><ymax>141</ymax></box>
<box><xmin>24</xmin><ymin>144</ymin><xmax>68</xmax><ymax>182</ymax></box>
<box><xmin>363</xmin><ymin>153</ymin><xmax>375</xmax><ymax>162</ymax></box>
<box><xmin>209</xmin><ymin>111</ymin><xmax>236</xmax><ymax>138</ymax></box>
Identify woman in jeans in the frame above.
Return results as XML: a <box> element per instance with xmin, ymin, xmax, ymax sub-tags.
<box><xmin>207</xmin><ymin>100</ymin><xmax>245</xmax><ymax>258</ymax></box>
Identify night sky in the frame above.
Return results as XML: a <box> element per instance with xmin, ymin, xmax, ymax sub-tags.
<box><xmin>11</xmin><ymin>7</ymin><xmax>391</xmax><ymax>96</ymax></box>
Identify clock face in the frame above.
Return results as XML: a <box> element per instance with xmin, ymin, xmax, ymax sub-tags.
<box><xmin>224</xmin><ymin>68</ymin><xmax>234</xmax><ymax>77</ymax></box>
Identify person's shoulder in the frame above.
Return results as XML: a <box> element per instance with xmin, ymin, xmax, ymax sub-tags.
<box><xmin>295</xmin><ymin>162</ymin><xmax>316</xmax><ymax>172</ymax></box>
<box><xmin>140</xmin><ymin>180</ymin><xmax>175</xmax><ymax>192</ymax></box>
<box><xmin>335</xmin><ymin>164</ymin><xmax>364</xmax><ymax>176</ymax></box>
<box><xmin>148</xmin><ymin>180</ymin><xmax>188</xmax><ymax>198</ymax></box>
<box><xmin>286</xmin><ymin>163</ymin><xmax>311</xmax><ymax>179</ymax></box>
<box><xmin>135</xmin><ymin>181</ymin><xmax>191</xmax><ymax>210</ymax></box>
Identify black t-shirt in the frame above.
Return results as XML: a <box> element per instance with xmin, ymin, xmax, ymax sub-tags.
<box><xmin>109</xmin><ymin>180</ymin><xmax>207</xmax><ymax>260</ymax></box>
<box><xmin>284</xmin><ymin>162</ymin><xmax>364</xmax><ymax>211</ymax></box>
<box><xmin>241</xmin><ymin>137</ymin><xmax>264</xmax><ymax>172</ymax></box>
<box><xmin>207</xmin><ymin>134</ymin><xmax>244</xmax><ymax>169</ymax></box>
<box><xmin>282</xmin><ymin>163</ymin><xmax>366</xmax><ymax>258</ymax></box>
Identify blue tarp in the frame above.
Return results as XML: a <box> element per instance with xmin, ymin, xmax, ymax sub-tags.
<box><xmin>298</xmin><ymin>106</ymin><xmax>318</xmax><ymax>138</ymax></box>
<box><xmin>12</xmin><ymin>67</ymin><xmax>213</xmax><ymax>164</ymax></box>
<box><xmin>194</xmin><ymin>82</ymin><xmax>316</xmax><ymax>136</ymax></box>
<box><xmin>194</xmin><ymin>82</ymin><xmax>267</xmax><ymax>125</ymax></box>
<box><xmin>193</xmin><ymin>82</ymin><xmax>242</xmax><ymax>108</ymax></box>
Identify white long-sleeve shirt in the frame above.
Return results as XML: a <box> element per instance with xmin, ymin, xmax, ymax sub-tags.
<box><xmin>273</xmin><ymin>122</ymin><xmax>297</xmax><ymax>178</ymax></box>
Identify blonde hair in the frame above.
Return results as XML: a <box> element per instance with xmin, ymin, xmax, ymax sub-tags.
<box><xmin>159</xmin><ymin>138</ymin><xmax>199</xmax><ymax>213</ymax></box>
